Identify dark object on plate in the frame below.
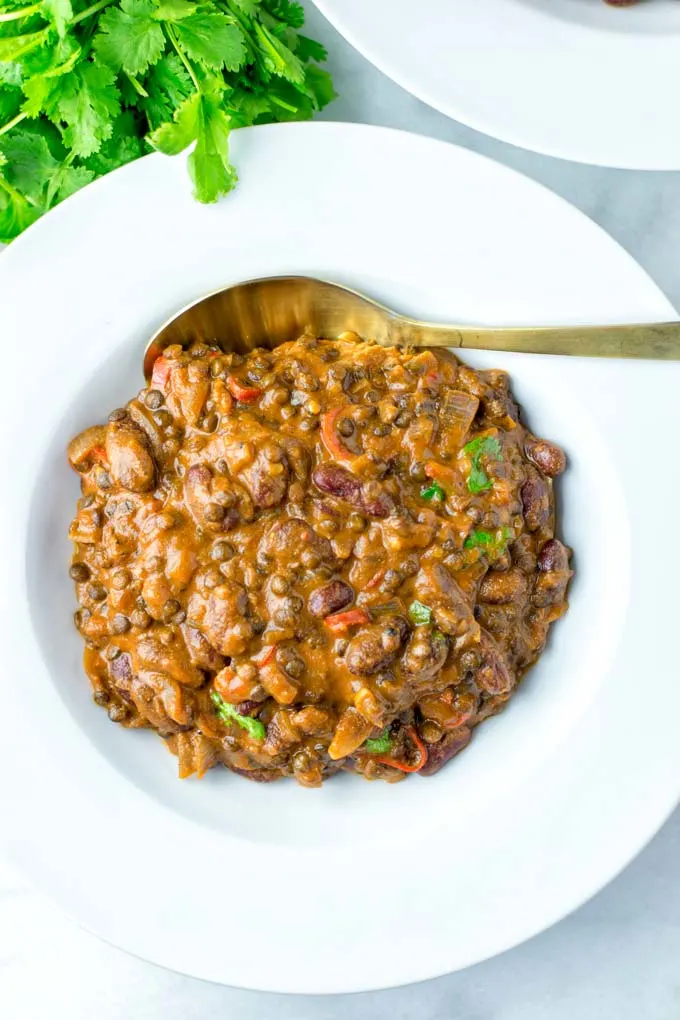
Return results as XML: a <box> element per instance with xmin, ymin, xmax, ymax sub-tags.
<box><xmin>67</xmin><ymin>333</ymin><xmax>571</xmax><ymax>786</ymax></box>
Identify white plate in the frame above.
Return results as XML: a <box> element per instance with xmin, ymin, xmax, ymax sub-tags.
<box><xmin>313</xmin><ymin>0</ymin><xmax>680</xmax><ymax>169</ymax></box>
<box><xmin>0</xmin><ymin>123</ymin><xmax>678</xmax><ymax>994</ymax></box>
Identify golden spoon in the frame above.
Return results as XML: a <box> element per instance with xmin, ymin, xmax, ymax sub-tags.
<box><xmin>143</xmin><ymin>275</ymin><xmax>680</xmax><ymax>377</ymax></box>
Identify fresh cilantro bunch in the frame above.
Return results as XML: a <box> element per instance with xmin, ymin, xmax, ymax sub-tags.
<box><xmin>0</xmin><ymin>0</ymin><xmax>336</xmax><ymax>242</ymax></box>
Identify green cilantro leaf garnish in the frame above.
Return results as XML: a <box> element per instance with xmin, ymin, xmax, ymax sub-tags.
<box><xmin>463</xmin><ymin>434</ymin><xmax>502</xmax><ymax>494</ymax></box>
<box><xmin>362</xmin><ymin>728</ymin><xmax>392</xmax><ymax>755</ymax></box>
<box><xmin>211</xmin><ymin>689</ymin><xmax>266</xmax><ymax>742</ymax></box>
<box><xmin>0</xmin><ymin>0</ymin><xmax>336</xmax><ymax>240</ymax></box>
<box><xmin>409</xmin><ymin>600</ymin><xmax>432</xmax><ymax>626</ymax></box>
<box><xmin>464</xmin><ymin>527</ymin><xmax>512</xmax><ymax>554</ymax></box>
<box><xmin>464</xmin><ymin>435</ymin><xmax>502</xmax><ymax>459</ymax></box>
<box><xmin>421</xmin><ymin>480</ymin><xmax>445</xmax><ymax>502</ymax></box>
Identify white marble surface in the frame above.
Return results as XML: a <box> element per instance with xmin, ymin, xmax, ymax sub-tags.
<box><xmin>1</xmin><ymin>4</ymin><xmax>679</xmax><ymax>1016</ymax></box>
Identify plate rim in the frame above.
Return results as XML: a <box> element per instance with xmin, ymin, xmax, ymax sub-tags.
<box><xmin>312</xmin><ymin>0</ymin><xmax>680</xmax><ymax>170</ymax></box>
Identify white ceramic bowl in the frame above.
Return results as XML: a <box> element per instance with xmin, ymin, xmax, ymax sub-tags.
<box><xmin>313</xmin><ymin>0</ymin><xmax>680</xmax><ymax>168</ymax></box>
<box><xmin>0</xmin><ymin>123</ymin><xmax>678</xmax><ymax>992</ymax></box>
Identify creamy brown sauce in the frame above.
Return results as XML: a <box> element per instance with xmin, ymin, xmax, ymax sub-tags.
<box><xmin>68</xmin><ymin>333</ymin><xmax>572</xmax><ymax>786</ymax></box>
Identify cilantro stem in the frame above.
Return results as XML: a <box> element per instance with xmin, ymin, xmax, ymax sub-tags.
<box><xmin>70</xmin><ymin>0</ymin><xmax>115</xmax><ymax>27</ymax></box>
<box><xmin>166</xmin><ymin>25</ymin><xmax>200</xmax><ymax>91</ymax></box>
<box><xmin>0</xmin><ymin>3</ymin><xmax>42</xmax><ymax>22</ymax></box>
<box><xmin>0</xmin><ymin>173</ymin><xmax>38</xmax><ymax>207</ymax></box>
<box><xmin>0</xmin><ymin>110</ymin><xmax>28</xmax><ymax>137</ymax></box>
<box><xmin>220</xmin><ymin>1</ymin><xmax>258</xmax><ymax>61</ymax></box>
<box><xmin>252</xmin><ymin>21</ymin><xmax>287</xmax><ymax>75</ymax></box>
<box><xmin>43</xmin><ymin>44</ymin><xmax>83</xmax><ymax>78</ymax></box>
<box><xmin>44</xmin><ymin>149</ymin><xmax>74</xmax><ymax>210</ymax></box>
<box><xmin>1</xmin><ymin>28</ymin><xmax>48</xmax><ymax>60</ymax></box>
<box><xmin>269</xmin><ymin>95</ymin><xmax>298</xmax><ymax>113</ymax></box>
<box><xmin>125</xmin><ymin>72</ymin><xmax>149</xmax><ymax>99</ymax></box>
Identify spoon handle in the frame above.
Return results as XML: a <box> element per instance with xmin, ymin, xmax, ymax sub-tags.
<box><xmin>390</xmin><ymin>320</ymin><xmax>680</xmax><ymax>360</ymax></box>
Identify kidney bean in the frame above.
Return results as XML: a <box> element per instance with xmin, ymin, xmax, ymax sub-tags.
<box><xmin>110</xmin><ymin>652</ymin><xmax>132</xmax><ymax>683</ymax></box>
<box><xmin>534</xmin><ymin>539</ymin><xmax>573</xmax><ymax>607</ymax></box>
<box><xmin>526</xmin><ymin>438</ymin><xmax>566</xmax><ymax>478</ymax></box>
<box><xmin>308</xmin><ymin>580</ymin><xmax>354</xmax><ymax>618</ymax></box>
<box><xmin>537</xmin><ymin>538</ymin><xmax>570</xmax><ymax>573</ymax></box>
<box><xmin>312</xmin><ymin>463</ymin><xmax>362</xmax><ymax>502</ymax></box>
<box><xmin>235</xmin><ymin>700</ymin><xmax>262</xmax><ymax>717</ymax></box>
<box><xmin>312</xmin><ymin>463</ymin><xmax>392</xmax><ymax>518</ymax></box>
<box><xmin>418</xmin><ymin>727</ymin><xmax>472</xmax><ymax>776</ymax></box>
<box><xmin>520</xmin><ymin>468</ymin><xmax>550</xmax><ymax>532</ymax></box>
<box><xmin>359</xmin><ymin>482</ymin><xmax>394</xmax><ymax>518</ymax></box>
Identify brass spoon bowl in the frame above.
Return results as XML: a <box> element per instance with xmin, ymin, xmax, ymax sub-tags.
<box><xmin>143</xmin><ymin>275</ymin><xmax>680</xmax><ymax>378</ymax></box>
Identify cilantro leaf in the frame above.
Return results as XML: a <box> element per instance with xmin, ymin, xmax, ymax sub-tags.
<box><xmin>147</xmin><ymin>89</ymin><xmax>198</xmax><ymax>154</ymax></box>
<box><xmin>464</xmin><ymin>435</ymin><xmax>502</xmax><ymax>460</ymax></box>
<box><xmin>173</xmin><ymin>13</ymin><xmax>246</xmax><ymax>72</ymax></box>
<box><xmin>141</xmin><ymin>52</ymin><xmax>192</xmax><ymax>128</ymax></box>
<box><xmin>45</xmin><ymin>161</ymin><xmax>93</xmax><ymax>204</ymax></box>
<box><xmin>420</xmin><ymin>480</ymin><xmax>445</xmax><ymax>502</ymax></box>
<box><xmin>84</xmin><ymin>113</ymin><xmax>145</xmax><ymax>174</ymax></box>
<box><xmin>226</xmin><ymin>88</ymin><xmax>273</xmax><ymax>126</ymax></box>
<box><xmin>41</xmin><ymin>0</ymin><xmax>73</xmax><ymax>38</ymax></box>
<box><xmin>304</xmin><ymin>64</ymin><xmax>336</xmax><ymax>110</ymax></box>
<box><xmin>188</xmin><ymin>89</ymin><xmax>236</xmax><ymax>201</ymax></box>
<box><xmin>22</xmin><ymin>33</ymin><xmax>81</xmax><ymax>82</ymax></box>
<box><xmin>409</xmin><ymin>600</ymin><xmax>432</xmax><ymax>626</ymax></box>
<box><xmin>22</xmin><ymin>72</ymin><xmax>57</xmax><ymax>116</ymax></box>
<box><xmin>464</xmin><ymin>527</ymin><xmax>512</xmax><ymax>554</ymax></box>
<box><xmin>463</xmin><ymin>434</ymin><xmax>502</xmax><ymax>494</ymax></box>
<box><xmin>149</xmin><ymin>52</ymin><xmax>192</xmax><ymax>102</ymax></box>
<box><xmin>56</xmin><ymin>60</ymin><xmax>120</xmax><ymax>157</ymax></box>
<box><xmin>295</xmin><ymin>34</ymin><xmax>327</xmax><ymax>63</ymax></box>
<box><xmin>253</xmin><ymin>21</ymin><xmax>304</xmax><ymax>84</ymax></box>
<box><xmin>0</xmin><ymin>126</ymin><xmax>59</xmax><ymax>203</ymax></box>
<box><xmin>362</xmin><ymin>728</ymin><xmax>392</xmax><ymax>755</ymax></box>
<box><xmin>0</xmin><ymin>177</ymin><xmax>40</xmax><ymax>242</ymax></box>
<box><xmin>153</xmin><ymin>0</ymin><xmax>195</xmax><ymax>19</ymax></box>
<box><xmin>0</xmin><ymin>0</ymin><xmax>336</xmax><ymax>236</ymax></box>
<box><xmin>211</xmin><ymin>690</ymin><xmax>265</xmax><ymax>742</ymax></box>
<box><xmin>229</xmin><ymin>0</ymin><xmax>258</xmax><ymax>14</ymax></box>
<box><xmin>95</xmin><ymin>0</ymin><xmax>165</xmax><ymax>75</ymax></box>
<box><xmin>0</xmin><ymin>124</ymin><xmax>91</xmax><ymax>209</ymax></box>
<box><xmin>267</xmin><ymin>0</ymin><xmax>305</xmax><ymax>29</ymax></box>
<box><xmin>468</xmin><ymin>461</ymin><xmax>492</xmax><ymax>494</ymax></box>
<box><xmin>0</xmin><ymin>83</ymin><xmax>22</xmax><ymax>121</ymax></box>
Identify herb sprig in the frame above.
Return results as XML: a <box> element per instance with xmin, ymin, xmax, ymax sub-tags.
<box><xmin>0</xmin><ymin>0</ymin><xmax>335</xmax><ymax>242</ymax></box>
